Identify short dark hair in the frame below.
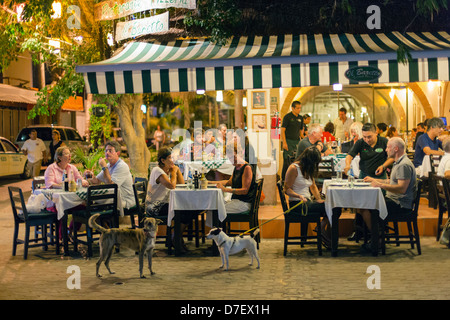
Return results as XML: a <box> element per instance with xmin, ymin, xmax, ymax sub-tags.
<box><xmin>339</xmin><ymin>107</ymin><xmax>347</xmax><ymax>114</ymax></box>
<box><xmin>157</xmin><ymin>147</ymin><xmax>172</xmax><ymax>166</ymax></box>
<box><xmin>291</xmin><ymin>100</ymin><xmax>301</xmax><ymax>108</ymax></box>
<box><xmin>376</xmin><ymin>123</ymin><xmax>388</xmax><ymax>132</ymax></box>
<box><xmin>362</xmin><ymin>123</ymin><xmax>377</xmax><ymax>133</ymax></box>
<box><xmin>427</xmin><ymin>117</ymin><xmax>445</xmax><ymax>131</ymax></box>
<box><xmin>105</xmin><ymin>140</ymin><xmax>121</xmax><ymax>153</ymax></box>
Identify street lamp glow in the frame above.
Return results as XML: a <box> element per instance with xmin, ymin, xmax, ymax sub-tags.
<box><xmin>196</xmin><ymin>89</ymin><xmax>205</xmax><ymax>95</ymax></box>
<box><xmin>243</xmin><ymin>97</ymin><xmax>247</xmax><ymax>107</ymax></box>
<box><xmin>51</xmin><ymin>2</ymin><xmax>62</xmax><ymax>19</ymax></box>
<box><xmin>333</xmin><ymin>83</ymin><xmax>342</xmax><ymax>91</ymax></box>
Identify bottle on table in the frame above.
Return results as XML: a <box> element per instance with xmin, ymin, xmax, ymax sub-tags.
<box><xmin>63</xmin><ymin>169</ymin><xmax>69</xmax><ymax>191</ymax></box>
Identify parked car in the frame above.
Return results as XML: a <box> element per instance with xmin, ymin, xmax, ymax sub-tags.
<box><xmin>0</xmin><ymin>136</ymin><xmax>30</xmax><ymax>178</ymax></box>
<box><xmin>15</xmin><ymin>125</ymin><xmax>92</xmax><ymax>162</ymax></box>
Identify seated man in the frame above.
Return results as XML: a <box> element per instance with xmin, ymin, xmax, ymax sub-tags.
<box><xmin>361</xmin><ymin>137</ymin><xmax>417</xmax><ymax>231</ymax></box>
<box><xmin>413</xmin><ymin>117</ymin><xmax>445</xmax><ymax>171</ymax></box>
<box><xmin>296</xmin><ymin>123</ymin><xmax>332</xmax><ymax>157</ymax></box>
<box><xmin>87</xmin><ymin>140</ymin><xmax>136</xmax><ymax>210</ymax></box>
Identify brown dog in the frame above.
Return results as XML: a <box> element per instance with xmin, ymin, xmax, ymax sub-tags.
<box><xmin>88</xmin><ymin>213</ymin><xmax>162</xmax><ymax>278</ymax></box>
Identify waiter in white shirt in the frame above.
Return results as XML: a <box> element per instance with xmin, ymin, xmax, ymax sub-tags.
<box><xmin>21</xmin><ymin>129</ymin><xmax>47</xmax><ymax>178</ymax></box>
<box><xmin>333</xmin><ymin>107</ymin><xmax>353</xmax><ymax>141</ymax></box>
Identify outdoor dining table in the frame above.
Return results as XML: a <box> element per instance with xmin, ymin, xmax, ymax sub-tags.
<box><xmin>180</xmin><ymin>159</ymin><xmax>234</xmax><ymax>180</ymax></box>
<box><xmin>34</xmin><ymin>188</ymin><xmax>124</xmax><ymax>256</ymax></box>
<box><xmin>168</xmin><ymin>185</ymin><xmax>227</xmax><ymax>256</ymax></box>
<box><xmin>323</xmin><ymin>179</ymin><xmax>388</xmax><ymax>257</ymax></box>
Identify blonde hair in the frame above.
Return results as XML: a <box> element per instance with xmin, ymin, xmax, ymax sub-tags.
<box><xmin>55</xmin><ymin>146</ymin><xmax>70</xmax><ymax>163</ymax></box>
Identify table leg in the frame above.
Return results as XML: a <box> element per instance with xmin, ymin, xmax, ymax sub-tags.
<box><xmin>370</xmin><ymin>210</ymin><xmax>379</xmax><ymax>257</ymax></box>
<box><xmin>62</xmin><ymin>212</ymin><xmax>69</xmax><ymax>256</ymax></box>
<box><xmin>211</xmin><ymin>210</ymin><xmax>220</xmax><ymax>256</ymax></box>
<box><xmin>331</xmin><ymin>208</ymin><xmax>342</xmax><ymax>257</ymax></box>
<box><xmin>174</xmin><ymin>210</ymin><xmax>182</xmax><ymax>256</ymax></box>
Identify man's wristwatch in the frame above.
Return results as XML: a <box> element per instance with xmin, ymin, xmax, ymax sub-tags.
<box><xmin>101</xmin><ymin>166</ymin><xmax>107</xmax><ymax>171</ymax></box>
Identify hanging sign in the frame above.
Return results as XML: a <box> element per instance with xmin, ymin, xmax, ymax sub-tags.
<box><xmin>95</xmin><ymin>0</ymin><xmax>196</xmax><ymax>21</ymax></box>
<box><xmin>344</xmin><ymin>66</ymin><xmax>382</xmax><ymax>82</ymax></box>
<box><xmin>115</xmin><ymin>11</ymin><xmax>169</xmax><ymax>42</ymax></box>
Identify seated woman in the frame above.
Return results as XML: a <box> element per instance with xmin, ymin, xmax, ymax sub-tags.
<box><xmin>216</xmin><ymin>143</ymin><xmax>256</xmax><ymax>214</ymax></box>
<box><xmin>44</xmin><ymin>146</ymin><xmax>89</xmax><ymax>189</ymax></box>
<box><xmin>145</xmin><ymin>147</ymin><xmax>194</xmax><ymax>251</ymax></box>
<box><xmin>322</xmin><ymin>122</ymin><xmax>336</xmax><ymax>143</ymax></box>
<box><xmin>284</xmin><ymin>147</ymin><xmax>330</xmax><ymax>246</ymax></box>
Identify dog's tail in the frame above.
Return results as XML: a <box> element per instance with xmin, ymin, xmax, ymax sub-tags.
<box><xmin>88</xmin><ymin>213</ymin><xmax>108</xmax><ymax>233</ymax></box>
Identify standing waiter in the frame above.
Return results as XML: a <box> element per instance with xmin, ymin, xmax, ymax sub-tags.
<box><xmin>281</xmin><ymin>100</ymin><xmax>304</xmax><ymax>181</ymax></box>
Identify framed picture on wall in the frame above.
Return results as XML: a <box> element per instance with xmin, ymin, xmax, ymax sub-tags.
<box><xmin>252</xmin><ymin>114</ymin><xmax>268</xmax><ymax>131</ymax></box>
<box><xmin>252</xmin><ymin>91</ymin><xmax>266</xmax><ymax>109</ymax></box>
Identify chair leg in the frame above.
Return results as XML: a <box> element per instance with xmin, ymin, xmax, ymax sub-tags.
<box><xmin>24</xmin><ymin>225</ymin><xmax>30</xmax><ymax>260</ymax></box>
<box><xmin>194</xmin><ymin>217</ymin><xmax>200</xmax><ymax>248</ymax></box>
<box><xmin>381</xmin><ymin>222</ymin><xmax>386</xmax><ymax>255</ymax></box>
<box><xmin>12</xmin><ymin>222</ymin><xmax>19</xmax><ymax>256</ymax></box>
<box><xmin>86</xmin><ymin>226</ymin><xmax>93</xmax><ymax>257</ymax></box>
<box><xmin>283</xmin><ymin>221</ymin><xmax>289</xmax><ymax>256</ymax></box>
<box><xmin>437</xmin><ymin>209</ymin><xmax>444</xmax><ymax>241</ymax></box>
<box><xmin>413</xmin><ymin>220</ymin><xmax>421</xmax><ymax>255</ymax></box>
<box><xmin>394</xmin><ymin>222</ymin><xmax>400</xmax><ymax>246</ymax></box>
<box><xmin>407</xmin><ymin>221</ymin><xmax>414</xmax><ymax>249</ymax></box>
<box><xmin>42</xmin><ymin>224</ymin><xmax>48</xmax><ymax>251</ymax></box>
<box><xmin>316</xmin><ymin>220</ymin><xmax>322</xmax><ymax>256</ymax></box>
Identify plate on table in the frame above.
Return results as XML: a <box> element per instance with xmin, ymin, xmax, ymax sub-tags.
<box><xmin>353</xmin><ymin>182</ymin><xmax>371</xmax><ymax>187</ymax></box>
<box><xmin>176</xmin><ymin>184</ymin><xmax>187</xmax><ymax>188</ymax></box>
<box><xmin>328</xmin><ymin>181</ymin><xmax>347</xmax><ymax>187</ymax></box>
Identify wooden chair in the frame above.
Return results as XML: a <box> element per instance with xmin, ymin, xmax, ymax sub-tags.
<box><xmin>381</xmin><ymin>179</ymin><xmax>423</xmax><ymax>255</ymax></box>
<box><xmin>277</xmin><ymin>181</ymin><xmax>322</xmax><ymax>256</ymax></box>
<box><xmin>317</xmin><ymin>158</ymin><xmax>335</xmax><ymax>188</ymax></box>
<box><xmin>71</xmin><ymin>184</ymin><xmax>119</xmax><ymax>257</ymax></box>
<box><xmin>124</xmin><ymin>181</ymin><xmax>147</xmax><ymax>229</ymax></box>
<box><xmin>9</xmin><ymin>187</ymin><xmax>59</xmax><ymax>259</ymax></box>
<box><xmin>224</xmin><ymin>179</ymin><xmax>264</xmax><ymax>248</ymax></box>
<box><xmin>435</xmin><ymin>175</ymin><xmax>450</xmax><ymax>241</ymax></box>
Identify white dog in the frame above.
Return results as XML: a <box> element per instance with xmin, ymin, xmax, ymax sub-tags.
<box><xmin>206</xmin><ymin>227</ymin><xmax>260</xmax><ymax>271</ymax></box>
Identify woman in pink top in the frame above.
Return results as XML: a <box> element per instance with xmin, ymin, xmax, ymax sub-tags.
<box><xmin>44</xmin><ymin>146</ymin><xmax>89</xmax><ymax>189</ymax></box>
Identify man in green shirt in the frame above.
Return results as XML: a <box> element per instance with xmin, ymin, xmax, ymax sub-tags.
<box><xmin>344</xmin><ymin>123</ymin><xmax>394</xmax><ymax>179</ymax></box>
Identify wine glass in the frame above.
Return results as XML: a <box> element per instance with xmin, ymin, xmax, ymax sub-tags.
<box><xmin>331</xmin><ymin>140</ymin><xmax>338</xmax><ymax>153</ymax></box>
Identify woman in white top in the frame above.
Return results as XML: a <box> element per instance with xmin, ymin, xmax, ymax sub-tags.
<box><xmin>145</xmin><ymin>147</ymin><xmax>194</xmax><ymax>251</ymax></box>
<box><xmin>284</xmin><ymin>147</ymin><xmax>330</xmax><ymax>245</ymax></box>
<box><xmin>146</xmin><ymin>147</ymin><xmax>184</xmax><ymax>216</ymax></box>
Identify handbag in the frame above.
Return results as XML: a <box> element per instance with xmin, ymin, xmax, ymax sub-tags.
<box><xmin>439</xmin><ymin>218</ymin><xmax>450</xmax><ymax>246</ymax></box>
<box><xmin>146</xmin><ymin>200</ymin><xmax>166</xmax><ymax>217</ymax></box>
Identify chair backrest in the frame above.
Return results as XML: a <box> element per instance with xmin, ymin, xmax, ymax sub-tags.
<box><xmin>132</xmin><ymin>181</ymin><xmax>147</xmax><ymax>212</ymax></box>
<box><xmin>318</xmin><ymin>157</ymin><xmax>335</xmax><ymax>175</ymax></box>
<box><xmin>412</xmin><ymin>179</ymin><xmax>423</xmax><ymax>215</ymax></box>
<box><xmin>430</xmin><ymin>155</ymin><xmax>442</xmax><ymax>174</ymax></box>
<box><xmin>86</xmin><ymin>184</ymin><xmax>118</xmax><ymax>216</ymax></box>
<box><xmin>32</xmin><ymin>177</ymin><xmax>46</xmax><ymax>192</ymax></box>
<box><xmin>8</xmin><ymin>187</ymin><xmax>29</xmax><ymax>221</ymax></box>
<box><xmin>134</xmin><ymin>177</ymin><xmax>148</xmax><ymax>184</ymax></box>
<box><xmin>276</xmin><ymin>180</ymin><xmax>289</xmax><ymax>212</ymax></box>
<box><xmin>432</xmin><ymin>174</ymin><xmax>446</xmax><ymax>208</ymax></box>
<box><xmin>441</xmin><ymin>177</ymin><xmax>450</xmax><ymax>212</ymax></box>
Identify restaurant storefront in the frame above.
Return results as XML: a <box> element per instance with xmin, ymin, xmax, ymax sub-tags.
<box><xmin>76</xmin><ymin>31</ymin><xmax>450</xmax><ymax>203</ymax></box>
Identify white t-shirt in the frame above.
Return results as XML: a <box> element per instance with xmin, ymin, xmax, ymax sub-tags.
<box><xmin>333</xmin><ymin>117</ymin><xmax>353</xmax><ymax>141</ymax></box>
<box><xmin>438</xmin><ymin>153</ymin><xmax>450</xmax><ymax>177</ymax></box>
<box><xmin>96</xmin><ymin>158</ymin><xmax>135</xmax><ymax>209</ymax></box>
<box><xmin>21</xmin><ymin>138</ymin><xmax>46</xmax><ymax>163</ymax></box>
<box><xmin>288</xmin><ymin>163</ymin><xmax>313</xmax><ymax>202</ymax></box>
<box><xmin>146</xmin><ymin>166</ymin><xmax>171</xmax><ymax>206</ymax></box>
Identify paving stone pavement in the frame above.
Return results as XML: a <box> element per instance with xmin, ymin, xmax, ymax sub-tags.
<box><xmin>1</xmin><ymin>183</ymin><xmax>450</xmax><ymax>302</ymax></box>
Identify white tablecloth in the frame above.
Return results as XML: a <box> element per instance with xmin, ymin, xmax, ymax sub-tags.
<box><xmin>36</xmin><ymin>188</ymin><xmax>124</xmax><ymax>220</ymax></box>
<box><xmin>181</xmin><ymin>160</ymin><xmax>235</xmax><ymax>180</ymax></box>
<box><xmin>418</xmin><ymin>155</ymin><xmax>440</xmax><ymax>178</ymax></box>
<box><xmin>323</xmin><ymin>180</ymin><xmax>388</xmax><ymax>226</ymax></box>
<box><xmin>168</xmin><ymin>187</ymin><xmax>227</xmax><ymax>227</ymax></box>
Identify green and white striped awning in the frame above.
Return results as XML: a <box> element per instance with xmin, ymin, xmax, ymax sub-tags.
<box><xmin>76</xmin><ymin>31</ymin><xmax>450</xmax><ymax>94</ymax></box>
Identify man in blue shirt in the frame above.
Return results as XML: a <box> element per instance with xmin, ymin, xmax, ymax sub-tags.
<box><xmin>413</xmin><ymin>117</ymin><xmax>445</xmax><ymax>168</ymax></box>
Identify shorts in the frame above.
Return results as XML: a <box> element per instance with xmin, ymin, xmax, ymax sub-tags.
<box><xmin>385</xmin><ymin>198</ymin><xmax>411</xmax><ymax>216</ymax></box>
